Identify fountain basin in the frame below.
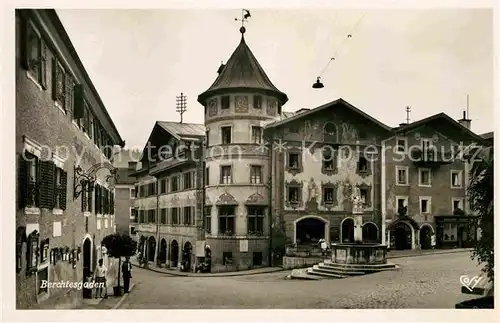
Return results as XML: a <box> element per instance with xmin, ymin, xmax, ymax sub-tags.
<box><xmin>331</xmin><ymin>243</ymin><xmax>387</xmax><ymax>265</ymax></box>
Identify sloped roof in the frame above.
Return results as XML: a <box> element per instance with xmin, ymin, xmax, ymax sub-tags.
<box><xmin>157</xmin><ymin>121</ymin><xmax>205</xmax><ymax>140</ymax></box>
<box><xmin>198</xmin><ymin>34</ymin><xmax>288</xmax><ymax>105</ymax></box>
<box><xmin>265</xmin><ymin>98</ymin><xmax>392</xmax><ymax>132</ymax></box>
<box><xmin>394</xmin><ymin>113</ymin><xmax>485</xmax><ymax>142</ymax></box>
<box><xmin>480</xmin><ymin>131</ymin><xmax>493</xmax><ymax>140</ymax></box>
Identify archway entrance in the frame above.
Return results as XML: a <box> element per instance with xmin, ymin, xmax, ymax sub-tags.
<box><xmin>82</xmin><ymin>238</ymin><xmax>92</xmax><ymax>298</ymax></box>
<box><xmin>362</xmin><ymin>223</ymin><xmax>378</xmax><ymax>243</ymax></box>
<box><xmin>159</xmin><ymin>239</ymin><xmax>167</xmax><ymax>264</ymax></box>
<box><xmin>341</xmin><ymin>218</ymin><xmax>355</xmax><ymax>243</ymax></box>
<box><xmin>419</xmin><ymin>225</ymin><xmax>433</xmax><ymax>249</ymax></box>
<box><xmin>182</xmin><ymin>242</ymin><xmax>193</xmax><ymax>272</ymax></box>
<box><xmin>295</xmin><ymin>217</ymin><xmax>326</xmax><ymax>245</ymax></box>
<box><xmin>170</xmin><ymin>240</ymin><xmax>179</xmax><ymax>268</ymax></box>
<box><xmin>147</xmin><ymin>236</ymin><xmax>156</xmax><ymax>262</ymax></box>
<box><xmin>393</xmin><ymin>222</ymin><xmax>412</xmax><ymax>250</ymax></box>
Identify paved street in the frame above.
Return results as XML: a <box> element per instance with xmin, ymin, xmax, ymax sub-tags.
<box><xmin>118</xmin><ymin>252</ymin><xmax>481</xmax><ymax>309</ymax></box>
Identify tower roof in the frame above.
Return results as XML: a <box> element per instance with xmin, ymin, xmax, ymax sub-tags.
<box><xmin>197</xmin><ymin>33</ymin><xmax>288</xmax><ymax>105</ymax></box>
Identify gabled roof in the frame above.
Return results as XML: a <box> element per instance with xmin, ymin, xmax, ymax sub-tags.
<box><xmin>157</xmin><ymin>121</ymin><xmax>205</xmax><ymax>140</ymax></box>
<box><xmin>394</xmin><ymin>113</ymin><xmax>485</xmax><ymax>142</ymax></box>
<box><xmin>265</xmin><ymin>98</ymin><xmax>392</xmax><ymax>132</ymax></box>
<box><xmin>198</xmin><ymin>34</ymin><xmax>288</xmax><ymax>105</ymax></box>
<box><xmin>480</xmin><ymin>131</ymin><xmax>493</xmax><ymax>140</ymax></box>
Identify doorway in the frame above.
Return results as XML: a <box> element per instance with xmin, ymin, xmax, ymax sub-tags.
<box><xmin>182</xmin><ymin>242</ymin><xmax>193</xmax><ymax>272</ymax></box>
<box><xmin>82</xmin><ymin>238</ymin><xmax>92</xmax><ymax>298</ymax></box>
<box><xmin>341</xmin><ymin>218</ymin><xmax>355</xmax><ymax>243</ymax></box>
<box><xmin>295</xmin><ymin>217</ymin><xmax>326</xmax><ymax>245</ymax></box>
<box><xmin>147</xmin><ymin>236</ymin><xmax>156</xmax><ymax>262</ymax></box>
<box><xmin>362</xmin><ymin>223</ymin><xmax>378</xmax><ymax>243</ymax></box>
<box><xmin>159</xmin><ymin>239</ymin><xmax>167</xmax><ymax>264</ymax></box>
<box><xmin>419</xmin><ymin>225</ymin><xmax>433</xmax><ymax>249</ymax></box>
<box><xmin>393</xmin><ymin>222</ymin><xmax>412</xmax><ymax>250</ymax></box>
<box><xmin>170</xmin><ymin>240</ymin><xmax>179</xmax><ymax>268</ymax></box>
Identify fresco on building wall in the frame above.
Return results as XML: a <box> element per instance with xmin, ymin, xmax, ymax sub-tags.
<box><xmin>208</xmin><ymin>99</ymin><xmax>218</xmax><ymax>117</ymax></box>
<box><xmin>234</xmin><ymin>95</ymin><xmax>249</xmax><ymax>113</ymax></box>
<box><xmin>267</xmin><ymin>98</ymin><xmax>277</xmax><ymax>116</ymax></box>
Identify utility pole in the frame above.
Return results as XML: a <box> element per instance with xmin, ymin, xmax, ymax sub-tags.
<box><xmin>176</xmin><ymin>93</ymin><xmax>187</xmax><ymax>124</ymax></box>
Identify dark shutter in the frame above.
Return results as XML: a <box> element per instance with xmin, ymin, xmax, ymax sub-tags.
<box><xmin>73</xmin><ymin>84</ymin><xmax>84</xmax><ymax>119</ymax></box>
<box><xmin>40</xmin><ymin>40</ymin><xmax>48</xmax><ymax>89</ymax></box>
<box><xmin>39</xmin><ymin>161</ymin><xmax>55</xmax><ymax>209</ymax></box>
<box><xmin>18</xmin><ymin>155</ymin><xmax>29</xmax><ymax>209</ymax></box>
<box><xmin>60</xmin><ymin>171</ymin><xmax>67</xmax><ymax>210</ymax></box>
<box><xmin>110</xmin><ymin>192</ymin><xmax>114</xmax><ymax>215</ymax></box>
<box><xmin>51</xmin><ymin>58</ymin><xmax>58</xmax><ymax>101</ymax></box>
<box><xmin>65</xmin><ymin>75</ymin><xmax>73</xmax><ymax>118</ymax></box>
<box><xmin>94</xmin><ymin>183</ymin><xmax>99</xmax><ymax>213</ymax></box>
<box><xmin>20</xmin><ymin>11</ymin><xmax>30</xmax><ymax>70</ymax></box>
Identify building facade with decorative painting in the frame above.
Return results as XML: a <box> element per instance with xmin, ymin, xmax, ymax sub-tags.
<box><xmin>15</xmin><ymin>9</ymin><xmax>123</xmax><ymax>308</ymax></box>
<box><xmin>132</xmin><ymin>26</ymin><xmax>488</xmax><ymax>273</ymax></box>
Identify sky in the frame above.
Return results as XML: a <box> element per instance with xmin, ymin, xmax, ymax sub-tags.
<box><xmin>56</xmin><ymin>8</ymin><xmax>494</xmax><ymax>149</ymax></box>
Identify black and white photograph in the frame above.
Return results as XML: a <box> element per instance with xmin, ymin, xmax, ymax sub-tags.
<box><xmin>2</xmin><ymin>0</ymin><xmax>497</xmax><ymax>321</ymax></box>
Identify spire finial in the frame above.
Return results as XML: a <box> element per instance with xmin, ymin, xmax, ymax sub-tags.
<box><xmin>235</xmin><ymin>9</ymin><xmax>251</xmax><ymax>35</ymax></box>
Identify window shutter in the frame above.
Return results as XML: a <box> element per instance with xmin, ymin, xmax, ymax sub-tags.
<box><xmin>65</xmin><ymin>75</ymin><xmax>73</xmax><ymax>117</ymax></box>
<box><xmin>60</xmin><ymin>171</ymin><xmax>67</xmax><ymax>210</ymax></box>
<box><xmin>87</xmin><ymin>186</ymin><xmax>93</xmax><ymax>212</ymax></box>
<box><xmin>40</xmin><ymin>40</ymin><xmax>48</xmax><ymax>89</ymax></box>
<box><xmin>20</xmin><ymin>11</ymin><xmax>30</xmax><ymax>70</ymax></box>
<box><xmin>73</xmin><ymin>84</ymin><xmax>84</xmax><ymax>119</ymax></box>
<box><xmin>94</xmin><ymin>184</ymin><xmax>99</xmax><ymax>213</ymax></box>
<box><xmin>18</xmin><ymin>155</ymin><xmax>29</xmax><ymax>209</ymax></box>
<box><xmin>39</xmin><ymin>161</ymin><xmax>55</xmax><ymax>209</ymax></box>
<box><xmin>111</xmin><ymin>192</ymin><xmax>114</xmax><ymax>214</ymax></box>
<box><xmin>51</xmin><ymin>58</ymin><xmax>58</xmax><ymax>101</ymax></box>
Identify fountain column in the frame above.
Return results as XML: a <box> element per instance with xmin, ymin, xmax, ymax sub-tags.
<box><xmin>352</xmin><ymin>197</ymin><xmax>364</xmax><ymax>243</ymax></box>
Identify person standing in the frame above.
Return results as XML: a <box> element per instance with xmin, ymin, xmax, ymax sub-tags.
<box><xmin>205</xmin><ymin>245</ymin><xmax>212</xmax><ymax>273</ymax></box>
<box><xmin>320</xmin><ymin>239</ymin><xmax>328</xmax><ymax>257</ymax></box>
<box><xmin>431</xmin><ymin>234</ymin><xmax>436</xmax><ymax>249</ymax></box>
<box><xmin>122</xmin><ymin>257</ymin><xmax>132</xmax><ymax>293</ymax></box>
<box><xmin>94</xmin><ymin>259</ymin><xmax>107</xmax><ymax>298</ymax></box>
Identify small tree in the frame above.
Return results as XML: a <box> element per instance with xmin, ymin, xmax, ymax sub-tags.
<box><xmin>468</xmin><ymin>146</ymin><xmax>494</xmax><ymax>282</ymax></box>
<box><xmin>102</xmin><ymin>233</ymin><xmax>137</xmax><ymax>292</ymax></box>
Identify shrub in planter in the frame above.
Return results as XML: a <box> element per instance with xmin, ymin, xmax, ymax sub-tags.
<box><xmin>102</xmin><ymin>233</ymin><xmax>137</xmax><ymax>297</ymax></box>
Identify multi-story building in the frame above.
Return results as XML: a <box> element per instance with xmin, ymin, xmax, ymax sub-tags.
<box><xmin>15</xmin><ymin>9</ymin><xmax>124</xmax><ymax>308</ymax></box>
<box><xmin>112</xmin><ymin>149</ymin><xmax>140</xmax><ymax>237</ymax></box>
<box><xmin>133</xmin><ymin>25</ymin><xmax>488</xmax><ymax>273</ymax></box>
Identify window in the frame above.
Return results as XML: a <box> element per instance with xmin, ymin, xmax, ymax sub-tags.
<box><xmin>288</xmin><ymin>153</ymin><xmax>300</xmax><ymax>169</ymax></box>
<box><xmin>248</xmin><ymin>207</ymin><xmax>264</xmax><ymax>234</ymax></box>
<box><xmin>251</xmin><ymin>126</ymin><xmax>262</xmax><ymax>144</ymax></box>
<box><xmin>53</xmin><ymin>60</ymin><xmax>66</xmax><ymax>109</ymax></box>
<box><xmin>183</xmin><ymin>172</ymin><xmax>192</xmax><ymax>190</ymax></box>
<box><xmin>37</xmin><ymin>267</ymin><xmax>48</xmax><ymax>295</ymax></box>
<box><xmin>223</xmin><ymin>252</ymin><xmax>233</xmax><ymax>265</ymax></box>
<box><xmin>451</xmin><ymin>170</ymin><xmax>462</xmax><ymax>188</ymax></box>
<box><xmin>20</xmin><ymin>152</ymin><xmax>40</xmax><ymax>208</ymax></box>
<box><xmin>218</xmin><ymin>206</ymin><xmax>235</xmax><ymax>235</ymax></box>
<box><xmin>322</xmin><ymin>148</ymin><xmax>336</xmax><ymax>171</ymax></box>
<box><xmin>357</xmin><ymin>157</ymin><xmax>369</xmax><ymax>173</ymax></box>
<box><xmin>252</xmin><ymin>252</ymin><xmax>263</xmax><ymax>266</ymax></box>
<box><xmin>443</xmin><ymin>223</ymin><xmax>457</xmax><ymax>241</ymax></box>
<box><xmin>396</xmin><ymin>166</ymin><xmax>409</xmax><ymax>186</ymax></box>
<box><xmin>221</xmin><ymin>96</ymin><xmax>230</xmax><ymax>110</ymax></box>
<box><xmin>171</xmin><ymin>208</ymin><xmax>179</xmax><ymax>225</ymax></box>
<box><xmin>253</xmin><ymin>95</ymin><xmax>262</xmax><ymax>109</ymax></box>
<box><xmin>26</xmin><ymin>231</ymin><xmax>39</xmax><ymax>273</ymax></box>
<box><xmin>452</xmin><ymin>198</ymin><xmax>464</xmax><ymax>212</ymax></box>
<box><xmin>130</xmin><ymin>188</ymin><xmax>136</xmax><ymax>198</ymax></box>
<box><xmin>250</xmin><ymin>165</ymin><xmax>262</xmax><ymax>184</ymax></box>
<box><xmin>171</xmin><ymin>176</ymin><xmax>178</xmax><ymax>192</ymax></box>
<box><xmin>288</xmin><ymin>186</ymin><xmax>300</xmax><ymax>202</ymax></box>
<box><xmin>396</xmin><ymin>138</ymin><xmax>407</xmax><ymax>153</ymax></box>
<box><xmin>160</xmin><ymin>208</ymin><xmax>167</xmax><ymax>224</ymax></box>
<box><xmin>396</xmin><ymin>196</ymin><xmax>408</xmax><ymax>216</ymax></box>
<box><xmin>360</xmin><ymin>188</ymin><xmax>368</xmax><ymax>205</ymax></box>
<box><xmin>221</xmin><ymin>126</ymin><xmax>232</xmax><ymax>144</ymax></box>
<box><xmin>420</xmin><ymin>197</ymin><xmax>431</xmax><ymax>214</ymax></box>
<box><xmin>138</xmin><ymin>210</ymin><xmax>145</xmax><ymax>223</ymax></box>
<box><xmin>421</xmin><ymin>138</ymin><xmax>435</xmax><ymax>160</ymax></box>
<box><xmin>419</xmin><ymin>168</ymin><xmax>432</xmax><ymax>186</ymax></box>
<box><xmin>323</xmin><ymin>187</ymin><xmax>335</xmax><ymax>204</ymax></box>
<box><xmin>183</xmin><ymin>206</ymin><xmax>192</xmax><ymax>225</ymax></box>
<box><xmin>25</xmin><ymin>21</ymin><xmax>47</xmax><ymax>87</ymax></box>
<box><xmin>130</xmin><ymin>226</ymin><xmax>136</xmax><ymax>235</ymax></box>
<box><xmin>39</xmin><ymin>238</ymin><xmax>49</xmax><ymax>263</ymax></box>
<box><xmin>220</xmin><ymin>166</ymin><xmax>232</xmax><ymax>184</ymax></box>
<box><xmin>130</xmin><ymin>208</ymin><xmax>137</xmax><ymax>221</ymax></box>
<box><xmin>147</xmin><ymin>210</ymin><xmax>156</xmax><ymax>223</ymax></box>
<box><xmin>205</xmin><ymin>167</ymin><xmax>210</xmax><ymax>185</ymax></box>
<box><xmin>204</xmin><ymin>206</ymin><xmax>211</xmax><ymax>234</ymax></box>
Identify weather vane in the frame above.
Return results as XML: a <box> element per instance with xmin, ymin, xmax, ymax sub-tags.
<box><xmin>235</xmin><ymin>9</ymin><xmax>251</xmax><ymax>34</ymax></box>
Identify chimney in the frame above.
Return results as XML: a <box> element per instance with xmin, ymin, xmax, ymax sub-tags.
<box><xmin>128</xmin><ymin>161</ymin><xmax>138</xmax><ymax>170</ymax></box>
<box><xmin>217</xmin><ymin>62</ymin><xmax>225</xmax><ymax>75</ymax></box>
<box><xmin>458</xmin><ymin>111</ymin><xmax>471</xmax><ymax>130</ymax></box>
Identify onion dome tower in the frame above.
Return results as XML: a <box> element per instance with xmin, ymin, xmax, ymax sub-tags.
<box><xmin>197</xmin><ymin>25</ymin><xmax>288</xmax><ymax>271</ymax></box>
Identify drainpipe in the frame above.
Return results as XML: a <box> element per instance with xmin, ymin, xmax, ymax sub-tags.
<box><xmin>266</xmin><ymin>138</ymin><xmax>273</xmax><ymax>267</ymax></box>
<box><xmin>381</xmin><ymin>139</ymin><xmax>387</xmax><ymax>245</ymax></box>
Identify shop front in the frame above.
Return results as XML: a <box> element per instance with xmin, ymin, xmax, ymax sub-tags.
<box><xmin>435</xmin><ymin>215</ymin><xmax>477</xmax><ymax>249</ymax></box>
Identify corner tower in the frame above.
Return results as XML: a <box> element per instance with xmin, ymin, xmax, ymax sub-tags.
<box><xmin>197</xmin><ymin>26</ymin><xmax>288</xmax><ymax>272</ymax></box>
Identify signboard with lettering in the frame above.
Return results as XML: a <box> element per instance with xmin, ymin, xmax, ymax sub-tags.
<box><xmin>239</xmin><ymin>240</ymin><xmax>248</xmax><ymax>252</ymax></box>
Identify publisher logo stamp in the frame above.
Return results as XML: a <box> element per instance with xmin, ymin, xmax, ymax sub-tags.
<box><xmin>460</xmin><ymin>275</ymin><xmax>482</xmax><ymax>292</ymax></box>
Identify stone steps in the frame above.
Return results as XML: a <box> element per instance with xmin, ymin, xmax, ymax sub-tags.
<box><xmin>314</xmin><ymin>264</ymin><xmax>366</xmax><ymax>276</ymax></box>
<box><xmin>307</xmin><ymin>267</ymin><xmax>346</xmax><ymax>279</ymax></box>
<box><xmin>323</xmin><ymin>260</ymin><xmax>399</xmax><ymax>272</ymax></box>
<box><xmin>289</xmin><ymin>261</ymin><xmax>399</xmax><ymax>280</ymax></box>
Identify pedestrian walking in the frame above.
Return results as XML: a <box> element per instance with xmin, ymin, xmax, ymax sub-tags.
<box><xmin>94</xmin><ymin>259</ymin><xmax>107</xmax><ymax>298</ymax></box>
<box><xmin>431</xmin><ymin>234</ymin><xmax>436</xmax><ymax>249</ymax></box>
<box><xmin>122</xmin><ymin>257</ymin><xmax>132</xmax><ymax>293</ymax></box>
